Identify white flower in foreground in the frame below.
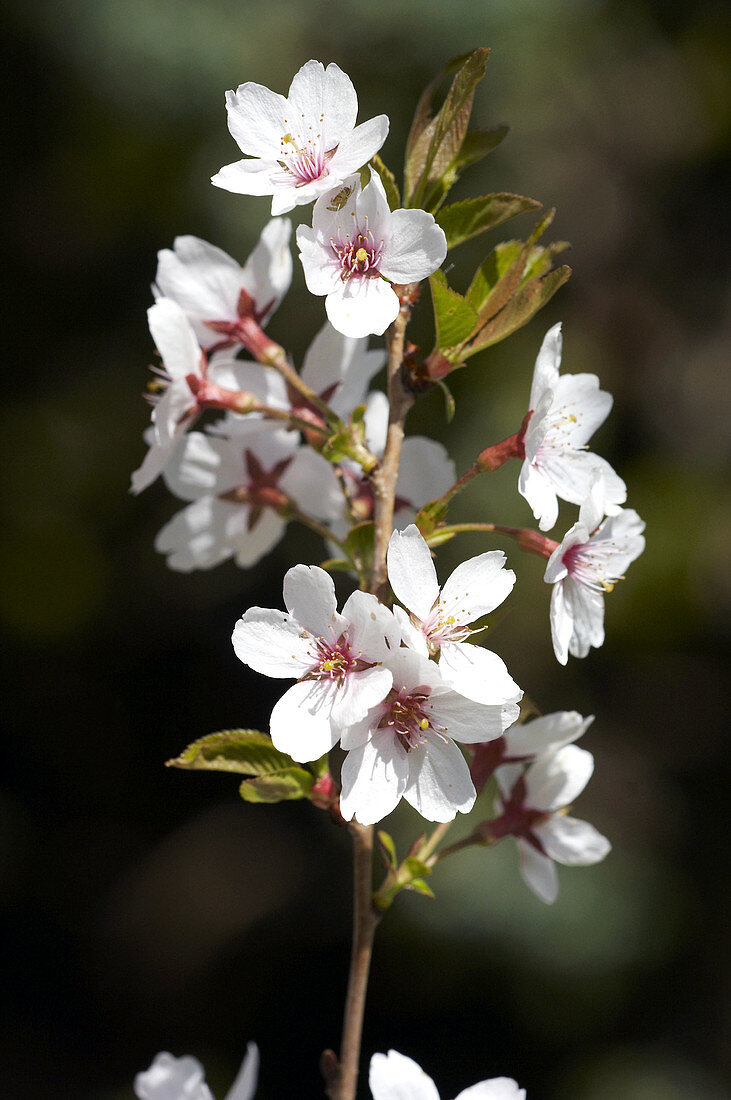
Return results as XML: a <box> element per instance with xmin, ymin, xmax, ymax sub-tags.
<box><xmin>154</xmin><ymin>220</ymin><xmax>292</xmax><ymax>348</ymax></box>
<box><xmin>369</xmin><ymin>1049</ymin><xmax>525</xmax><ymax>1100</ymax></box>
<box><xmin>387</xmin><ymin>524</ymin><xmax>521</xmax><ymax>708</ymax></box>
<box><xmin>519</xmin><ymin>323</ymin><xmax>627</xmax><ymax>531</ymax></box>
<box><xmin>495</xmin><ymin>744</ymin><xmax>610</xmax><ymax>904</ymax></box>
<box><xmin>232</xmin><ymin>565</ymin><xmax>401</xmax><ymax>761</ymax></box>
<box><xmin>134</xmin><ymin>1043</ymin><xmax>258</xmax><ymax>1100</ymax></box>
<box><xmin>297</xmin><ymin>172</ymin><xmax>447</xmax><ymax>338</ymax></box>
<box><xmin>470</xmin><ymin>710</ymin><xmax>594</xmax><ymax>792</ymax></box>
<box><xmin>212</xmin><ymin>60</ymin><xmax>389</xmax><ymax>215</ymax></box>
<box><xmin>155</xmin><ymin>421</ymin><xmax>342</xmax><ymax>571</ymax></box>
<box><xmin>340</xmin><ymin>649</ymin><xmax>520</xmax><ymax>825</ymax></box>
<box><xmin>544</xmin><ymin>477</ymin><xmax>646</xmax><ymax>664</ymax></box>
<box><xmin>131</xmin><ymin>299</ymin><xmax>207</xmax><ymax>495</ymax></box>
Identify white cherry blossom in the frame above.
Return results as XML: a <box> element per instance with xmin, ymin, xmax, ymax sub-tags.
<box><xmin>387</xmin><ymin>524</ymin><xmax>521</xmax><ymax>708</ymax></box>
<box><xmin>544</xmin><ymin>477</ymin><xmax>646</xmax><ymax>664</ymax></box>
<box><xmin>495</xmin><ymin>745</ymin><xmax>611</xmax><ymax>904</ymax></box>
<box><xmin>154</xmin><ymin>220</ymin><xmax>292</xmax><ymax>348</ymax></box>
<box><xmin>232</xmin><ymin>565</ymin><xmax>401</xmax><ymax>762</ymax></box>
<box><xmin>134</xmin><ymin>1044</ymin><xmax>258</xmax><ymax>1100</ymax></box>
<box><xmin>369</xmin><ymin>1050</ymin><xmax>526</xmax><ymax>1100</ymax></box>
<box><xmin>519</xmin><ymin>323</ymin><xmax>627</xmax><ymax>531</ymax></box>
<box><xmin>155</xmin><ymin>421</ymin><xmax>342</xmax><ymax>571</ymax></box>
<box><xmin>339</xmin><ymin>649</ymin><xmax>520</xmax><ymax>825</ymax></box>
<box><xmin>297</xmin><ymin>172</ymin><xmax>447</xmax><ymax>338</ymax></box>
<box><xmin>131</xmin><ymin>299</ymin><xmax>207</xmax><ymax>495</ymax></box>
<box><xmin>212</xmin><ymin>60</ymin><xmax>389</xmax><ymax>215</ymax></box>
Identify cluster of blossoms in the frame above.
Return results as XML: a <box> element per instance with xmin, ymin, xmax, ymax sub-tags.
<box><xmin>129</xmin><ymin>53</ymin><xmax>646</xmax><ymax>1100</ymax></box>
<box><xmin>136</xmin><ymin>1047</ymin><xmax>525</xmax><ymax>1100</ymax></box>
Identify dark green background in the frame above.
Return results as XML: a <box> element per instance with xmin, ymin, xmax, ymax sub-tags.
<box><xmin>1</xmin><ymin>1</ymin><xmax>729</xmax><ymax>1096</ymax></box>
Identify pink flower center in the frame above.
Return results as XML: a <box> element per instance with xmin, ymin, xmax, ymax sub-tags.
<box><xmin>562</xmin><ymin>540</ymin><xmax>619</xmax><ymax>594</ymax></box>
<box><xmin>379</xmin><ymin>686</ymin><xmax>436</xmax><ymax>751</ymax></box>
<box><xmin>278</xmin><ymin>120</ymin><xmax>336</xmax><ymax>186</ymax></box>
<box><xmin>330</xmin><ymin>224</ymin><xmax>384</xmax><ymax>282</ymax></box>
<box><xmin>420</xmin><ymin>604</ymin><xmax>472</xmax><ymax>651</ymax></box>
<box><xmin>310</xmin><ymin>633</ymin><xmax>374</xmax><ymax>685</ymax></box>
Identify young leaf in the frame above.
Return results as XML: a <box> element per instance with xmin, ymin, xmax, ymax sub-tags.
<box><xmin>415</xmin><ymin>496</ymin><xmax>449</xmax><ymax>538</ymax></box>
<box><xmin>466</xmin><ymin>265</ymin><xmax>572</xmax><ymax>356</ymax></box>
<box><xmin>466</xmin><ymin>240</ymin><xmax>524</xmax><ymax>311</ymax></box>
<box><xmin>239</xmin><ymin>767</ymin><xmax>314</xmax><ymax>804</ymax></box>
<box><xmin>520</xmin><ymin>240</ymin><xmax>571</xmax><ymax>286</ymax></box>
<box><xmin>437</xmin><ymin>193</ymin><xmax>541</xmax><ymax>251</ymax></box>
<box><xmin>167</xmin><ymin>729</ymin><xmax>294</xmax><ymax>776</ymax></box>
<box><xmin>407</xmin><ymin>878</ymin><xmax>436</xmax><ymax>899</ymax></box>
<box><xmin>429</xmin><ymin>270</ymin><xmax>479</xmax><ymax>351</ymax></box>
<box><xmin>370</xmin><ymin>154</ymin><xmax>400</xmax><ymax>210</ymax></box>
<box><xmin>406</xmin><ymin>48</ymin><xmax>489</xmax><ymax>209</ymax></box>
<box><xmin>344</xmin><ymin>521</ymin><xmax>375</xmax><ymax>582</ymax></box>
<box><xmin>435</xmin><ymin>378</ymin><xmax>456</xmax><ymax>422</ymax></box>
<box><xmin>377</xmin><ymin>829</ymin><xmax>398</xmax><ymax>869</ymax></box>
<box><xmin>453</xmin><ymin>126</ymin><xmax>509</xmax><ymax>171</ymax></box>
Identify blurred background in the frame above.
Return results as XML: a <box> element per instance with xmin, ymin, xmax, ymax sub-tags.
<box><xmin>2</xmin><ymin>0</ymin><xmax>729</xmax><ymax>1096</ymax></box>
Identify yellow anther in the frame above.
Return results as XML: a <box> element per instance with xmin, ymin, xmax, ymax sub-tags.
<box><xmin>601</xmin><ymin>581</ymin><xmax>615</xmax><ymax>593</ymax></box>
<box><xmin>419</xmin><ymin>718</ymin><xmax>429</xmax><ymax>730</ymax></box>
<box><xmin>355</xmin><ymin>247</ymin><xmax>368</xmax><ymax>264</ymax></box>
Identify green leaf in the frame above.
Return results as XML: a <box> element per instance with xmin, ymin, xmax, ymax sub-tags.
<box><xmin>321</xmin><ymin>406</ymin><xmax>376</xmax><ymax>471</ymax></box>
<box><xmin>310</xmin><ymin>754</ymin><xmax>330</xmax><ymax>781</ymax></box>
<box><xmin>239</xmin><ymin>767</ymin><xmax>313</xmax><ymax>804</ymax></box>
<box><xmin>425</xmin><ymin>527</ymin><xmax>457</xmax><ymax>547</ymax></box>
<box><xmin>415</xmin><ymin>496</ymin><xmax>449</xmax><ymax>537</ymax></box>
<box><xmin>402</xmin><ymin>856</ymin><xmax>431</xmax><ymax>879</ymax></box>
<box><xmin>167</xmin><ymin>729</ymin><xmax>295</xmax><ymax>777</ymax></box>
<box><xmin>465</xmin><ymin>265</ymin><xmax>572</xmax><ymax>356</ymax></box>
<box><xmin>429</xmin><ymin>270</ymin><xmax>479</xmax><ymax>351</ymax></box>
<box><xmin>453</xmin><ymin>126</ymin><xmax>509</xmax><ymax>171</ymax></box>
<box><xmin>520</xmin><ymin>240</ymin><xmax>571</xmax><ymax>286</ymax></box>
<box><xmin>407</xmin><ymin>878</ymin><xmax>435</xmax><ymax>899</ymax></box>
<box><xmin>437</xmin><ymin>193</ymin><xmax>540</xmax><ymax>250</ymax></box>
<box><xmin>435</xmin><ymin>378</ymin><xmax>456</xmax><ymax>422</ymax></box>
<box><xmin>318</xmin><ymin>557</ymin><xmax>352</xmax><ymax>575</ymax></box>
<box><xmin>466</xmin><ymin>240</ymin><xmax>526</xmax><ymax>317</ymax></box>
<box><xmin>344</xmin><ymin>521</ymin><xmax>375</xmax><ymax>582</ymax></box>
<box><xmin>370</xmin><ymin>154</ymin><xmax>400</xmax><ymax>210</ymax></box>
<box><xmin>377</xmin><ymin>829</ymin><xmax>398</xmax><ymax>869</ymax></box>
<box><xmin>406</xmin><ymin>48</ymin><xmax>489</xmax><ymax>209</ymax></box>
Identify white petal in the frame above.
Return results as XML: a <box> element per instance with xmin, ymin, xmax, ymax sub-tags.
<box><xmin>538</xmin><ymin>451</ymin><xmax>626</xmax><ymax>514</ymax></box>
<box><xmin>387</xmin><ymin>524</ymin><xmax>439</xmax><ymax>621</ymax></box>
<box><xmin>368</xmin><ymin>1051</ymin><xmax>440</xmax><ymax>1100</ymax></box>
<box><xmin>329</xmin><ymin>114</ymin><xmax>390</xmax><ymax>176</ymax></box>
<box><xmin>548</xmin><ymin>579</ymin><xmax>572</xmax><ymax>666</ymax></box>
<box><xmin>438</xmin><ymin>643</ymin><xmax>522</xmax><ymax>707</ymax></box>
<box><xmin>363</xmin><ymin>390</ymin><xmax>389</xmax><ymax>456</ymax></box>
<box><xmin>224</xmin><ymin>82</ymin><xmax>288</xmax><ymax>158</ymax></box>
<box><xmin>280</xmin><ymin>446</ymin><xmax>344</xmax><ymax>523</ymax></box>
<box><xmin>494</xmin><ymin>763</ymin><xmax>523</xmax><ymax>801</ymax></box>
<box><xmin>403</xmin><ymin>732</ymin><xmax>476</xmax><ymax>822</ymax></box>
<box><xmin>392</xmin><ymin>605</ymin><xmax>429</xmax><ymax>656</ymax></box>
<box><xmin>155</xmin><ymin>236</ymin><xmax>241</xmax><ymax>342</ymax></box>
<box><xmin>430</xmin><ymin>684</ymin><xmax>519</xmax><ymax>743</ymax></box>
<box><xmin>439</xmin><ymin>552</ymin><xmax>515</xmax><ymax>624</ymax></box>
<box><xmin>300</xmin><ymin>321</ymin><xmax>386</xmax><ymax>416</ymax></box>
<box><xmin>564</xmin><ymin>577</ymin><xmax>605</xmax><ymax>659</ymax></box>
<box><xmin>133</xmin><ymin>1052</ymin><xmax>213</xmax><ymax>1100</ymax></box>
<box><xmin>282</xmin><ymin>563</ymin><xmax>342</xmax><ymax>638</ymax></box>
<box><xmin>206</xmin><ymin>357</ymin><xmax>289</xmax><ymax>408</ymax></box>
<box><xmin>516</xmin><ymin>839</ymin><xmax>559</xmax><ymax>904</ymax></box>
<box><xmin>590</xmin><ymin>508</ymin><xmax>646</xmax><ymax>573</ymax></box>
<box><xmin>269</xmin><ymin>679</ymin><xmax>340</xmax><ymax>762</ymax></box>
<box><xmin>326</xmin><ymin>277</ymin><xmax>400</xmax><ymax>339</ymax></box>
<box><xmin>396</xmin><ymin>437</ymin><xmax>455</xmax><ymax>515</ymax></box>
<box><xmin>296</xmin><ymin>224</ymin><xmax>342</xmax><ymax>295</ymax></box>
<box><xmin>232</xmin><ymin>509</ymin><xmax>286</xmax><ymax>568</ymax></box>
<box><xmin>155</xmin><ymin>497</ymin><xmax>245</xmax><ymax>572</ymax></box>
<box><xmin>386</xmin><ymin>647</ymin><xmax>443</xmax><ymax>694</ymax></box>
<box><xmin>331</xmin><ymin>665</ymin><xmax>393</xmax><ymax>728</ymax></box>
<box><xmin>534</xmin><ymin>815</ymin><xmax>611</xmax><ymax>867</ymax></box>
<box><xmin>578</xmin><ymin>471</ymin><xmax>607</xmax><ymax>533</ymax></box>
<box><xmin>240</xmin><ymin>216</ymin><xmax>293</xmax><ymax>325</ymax></box>
<box><xmin>131</xmin><ymin>436</ymin><xmax>171</xmax><ymax>495</ymax></box>
<box><xmin>380</xmin><ymin>209</ymin><xmax>447</xmax><ymax>284</ymax></box>
<box><xmin>456</xmin><ymin>1080</ymin><xmax>526</xmax><ymax>1100</ymax></box>
<box><xmin>148</xmin><ymin>299</ymin><xmax>202</xmax><ymax>379</ymax></box>
<box><xmin>524</xmin><ymin>745</ymin><xmax>595</xmax><ymax>812</ymax></box>
<box><xmin>339</xmin><ymin>729</ymin><xmax>409</xmax><ymax>826</ymax></box>
<box><xmin>518</xmin><ymin>459</ymin><xmax>559</xmax><ymax>533</ymax></box>
<box><xmin>288</xmin><ymin>60</ymin><xmax>358</xmax><ymax>145</ymax></box>
<box><xmin>552</xmin><ymin>372</ymin><xmax>613</xmax><ymax>445</ymax></box>
<box><xmin>527</xmin><ymin>322</ymin><xmax>562</xmax><ymax>412</ymax></box>
<box><xmin>162</xmin><ymin>431</ymin><xmax>243</xmax><ymax>500</ymax></box>
<box><xmin>341</xmin><ymin>589</ymin><xmax>402</xmax><ymax>658</ymax></box>
<box><xmin>232</xmin><ymin>606</ymin><xmax>313</xmax><ymax>678</ymax></box>
<box><xmin>212</xmin><ymin>158</ymin><xmax>279</xmax><ymax>197</ymax></box>
<box><xmin>505</xmin><ymin>712</ymin><xmax>594</xmax><ymax>757</ymax></box>
<box><xmin>224</xmin><ymin>1042</ymin><xmax>259</xmax><ymax>1100</ymax></box>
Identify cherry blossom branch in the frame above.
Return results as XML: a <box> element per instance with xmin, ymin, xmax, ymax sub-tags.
<box><xmin>329</xmin><ymin>822</ymin><xmax>380</xmax><ymax>1100</ymax></box>
<box><xmin>369</xmin><ymin>286</ymin><xmax>417</xmax><ymax>597</ymax></box>
<box><xmin>427</xmin><ymin>522</ymin><xmax>558</xmax><ymax>560</ymax></box>
<box><xmin>188</xmin><ymin>376</ymin><xmax>330</xmax><ymax>437</ymax></box>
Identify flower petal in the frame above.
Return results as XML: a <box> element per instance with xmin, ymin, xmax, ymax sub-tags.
<box><xmin>332</xmin><ymin>665</ymin><xmax>394</xmax><ymax>729</ymax></box>
<box><xmin>300</xmin><ymin>321</ymin><xmax>386</xmax><ymax>416</ymax></box>
<box><xmin>341</xmin><ymin>589</ymin><xmax>402</xmax><ymax>658</ymax></box>
<box><xmin>225</xmin><ymin>1042</ymin><xmax>260</xmax><ymax>1100</ymax></box>
<box><xmin>380</xmin><ymin>209</ymin><xmax>447</xmax><ymax>285</ymax></box>
<box><xmin>326</xmin><ymin>277</ymin><xmax>400</xmax><ymax>339</ymax></box>
<box><xmin>527</xmin><ymin>322</ymin><xmax>562</xmax><ymax>412</ymax></box>
<box><xmin>287</xmin><ymin>60</ymin><xmax>358</xmax><ymax>147</ymax></box>
<box><xmin>232</xmin><ymin>606</ymin><xmax>313</xmax><ymax>678</ymax></box>
<box><xmin>368</xmin><ymin>1050</ymin><xmax>441</xmax><ymax>1100</ymax></box>
<box><xmin>155</xmin><ymin>497</ymin><xmax>246</xmax><ymax>572</ymax></box>
<box><xmin>387</xmin><ymin>524</ymin><xmax>440</xmax><ymax>621</ymax></box>
<box><xmin>296</xmin><ymin>224</ymin><xmax>342</xmax><ymax>295</ymax></box>
<box><xmin>269</xmin><ymin>679</ymin><xmax>340</xmax><ymax>762</ymax></box>
<box><xmin>155</xmin><ymin>236</ymin><xmax>242</xmax><ymax>343</ymax></box>
<box><xmin>438</xmin><ymin>643</ymin><xmax>522</xmax><ymax>707</ymax></box>
<box><xmin>280</xmin><ymin>446</ymin><xmax>345</xmax><ymax>523</ymax></box>
<box><xmin>329</xmin><ymin>114</ymin><xmax>390</xmax><ymax>176</ymax></box>
<box><xmin>534</xmin><ymin>814</ymin><xmax>611</xmax><ymax>866</ymax></box>
<box><xmin>224</xmin><ymin>82</ymin><xmax>289</xmax><ymax>158</ymax></box>
<box><xmin>439</xmin><ymin>552</ymin><xmax>515</xmax><ymax>623</ymax></box>
<box><xmin>232</xmin><ymin>508</ymin><xmax>286</xmax><ymax>569</ymax></box>
<box><xmin>240</xmin><ymin>216</ymin><xmax>293</xmax><ymax>325</ymax></box>
<box><xmin>403</xmin><ymin>732</ymin><xmax>476</xmax><ymax>822</ymax></box>
<box><xmin>392</xmin><ymin>605</ymin><xmax>429</xmax><ymax>656</ymax></box>
<box><xmin>339</xmin><ymin>729</ymin><xmax>409</xmax><ymax>826</ymax></box>
<box><xmin>162</xmin><ymin>431</ymin><xmax>244</xmax><ymax>501</ymax></box>
<box><xmin>134</xmin><ymin>1051</ymin><xmax>213</xmax><ymax>1100</ymax></box>
<box><xmin>505</xmin><ymin>712</ymin><xmax>594</xmax><ymax>757</ymax></box>
<box><xmin>524</xmin><ymin>744</ymin><xmax>595</xmax><ymax>811</ymax></box>
<box><xmin>430</xmin><ymin>684</ymin><xmax>519</xmax><ymax>743</ymax></box>
<box><xmin>282</xmin><ymin>563</ymin><xmax>342</xmax><ymax>638</ymax></box>
<box><xmin>518</xmin><ymin>458</ymin><xmax>559</xmax><ymax>533</ymax></box>
<box><xmin>455</xmin><ymin>1079</ymin><xmax>526</xmax><ymax>1100</ymax></box>
<box><xmin>516</xmin><ymin>838</ymin><xmax>559</xmax><ymax>904</ymax></box>
<box><xmin>211</xmin><ymin>158</ymin><xmax>280</xmax><ymax>197</ymax></box>
<box><xmin>148</xmin><ymin>299</ymin><xmax>202</xmax><ymax>379</ymax></box>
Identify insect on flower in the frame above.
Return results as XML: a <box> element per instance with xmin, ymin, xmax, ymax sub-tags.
<box><xmin>327</xmin><ymin>183</ymin><xmax>356</xmax><ymax>211</ymax></box>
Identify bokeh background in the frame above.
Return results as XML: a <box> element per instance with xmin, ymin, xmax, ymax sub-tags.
<box><xmin>2</xmin><ymin>0</ymin><xmax>729</xmax><ymax>1096</ymax></box>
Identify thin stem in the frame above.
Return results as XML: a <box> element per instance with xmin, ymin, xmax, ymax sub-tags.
<box><xmin>418</xmin><ymin>821</ymin><xmax>453</xmax><ymax>864</ymax></box>
<box><xmin>290</xmin><ymin>507</ymin><xmax>347</xmax><ymax>554</ymax></box>
<box><xmin>330</xmin><ymin>823</ymin><xmax>380</xmax><ymax>1100</ymax></box>
<box><xmin>369</xmin><ymin>288</ymin><xmax>416</xmax><ymax>596</ymax></box>
<box><xmin>428</xmin><ymin>523</ymin><xmax>558</xmax><ymax>560</ymax></box>
<box><xmin>432</xmin><ymin>833</ymin><xmax>483</xmax><ymax>862</ymax></box>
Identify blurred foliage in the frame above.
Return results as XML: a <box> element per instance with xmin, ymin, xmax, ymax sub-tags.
<box><xmin>1</xmin><ymin>0</ymin><xmax>729</xmax><ymax>1097</ymax></box>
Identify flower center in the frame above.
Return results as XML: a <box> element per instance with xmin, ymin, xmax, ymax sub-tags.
<box><xmin>277</xmin><ymin>118</ymin><xmax>337</xmax><ymax>186</ymax></box>
<box><xmin>421</xmin><ymin>605</ymin><xmax>472</xmax><ymax>651</ymax></box>
<box><xmin>562</xmin><ymin>542</ymin><xmax>620</xmax><ymax>593</ymax></box>
<box><xmin>379</xmin><ymin>686</ymin><xmax>436</xmax><ymax>751</ymax></box>
<box><xmin>330</xmin><ymin>221</ymin><xmax>384</xmax><ymax>282</ymax></box>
